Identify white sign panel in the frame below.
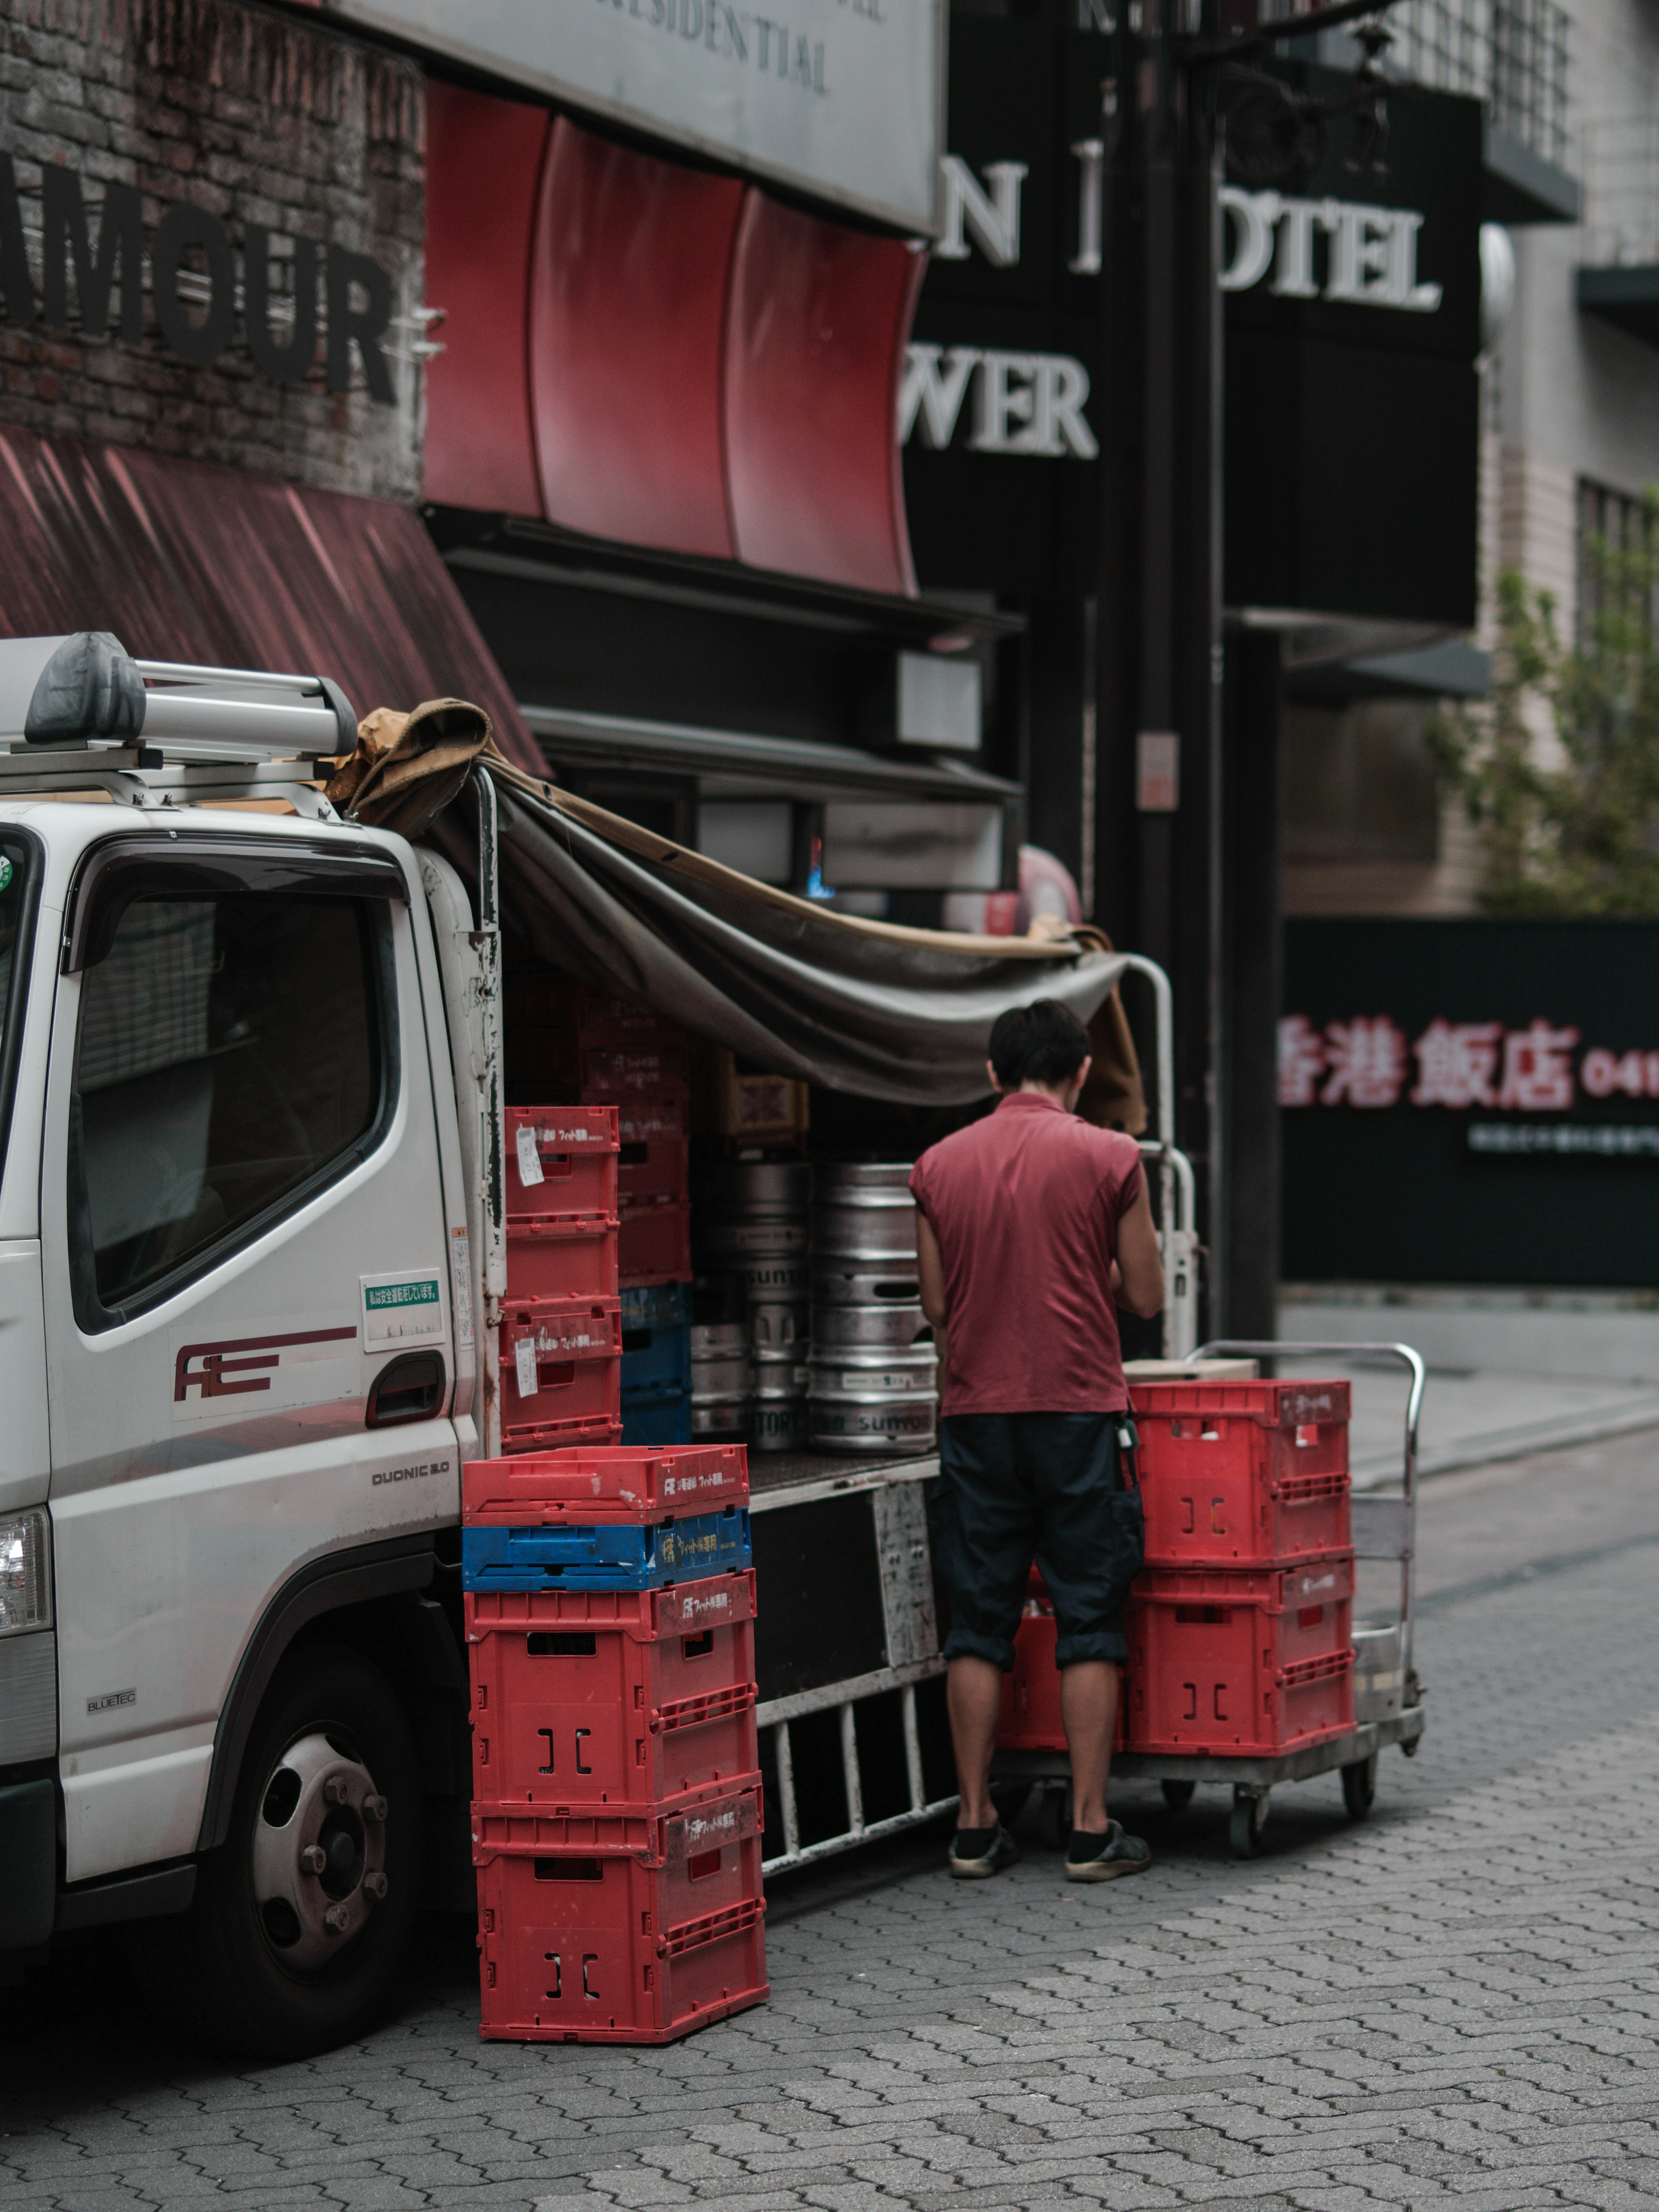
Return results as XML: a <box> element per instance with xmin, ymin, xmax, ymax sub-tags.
<box><xmin>324</xmin><ymin>1</ymin><xmax>944</xmax><ymax>235</ymax></box>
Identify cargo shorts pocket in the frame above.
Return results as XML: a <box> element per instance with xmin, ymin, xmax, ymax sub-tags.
<box><xmin>1103</xmin><ymin>1483</ymin><xmax>1145</xmax><ymax>1606</ymax></box>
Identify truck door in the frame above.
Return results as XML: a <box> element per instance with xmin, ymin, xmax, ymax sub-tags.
<box><xmin>42</xmin><ymin>830</ymin><xmax>461</xmax><ymax>1887</ymax></box>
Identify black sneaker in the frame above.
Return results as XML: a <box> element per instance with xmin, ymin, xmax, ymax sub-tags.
<box><xmin>1064</xmin><ymin>1820</ymin><xmax>1152</xmax><ymax>1881</ymax></box>
<box><xmin>948</xmin><ymin>1823</ymin><xmax>1020</xmax><ymax>1879</ymax></box>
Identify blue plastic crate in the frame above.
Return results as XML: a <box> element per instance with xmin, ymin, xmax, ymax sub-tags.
<box><xmin>461</xmin><ymin>1507</ymin><xmax>750</xmax><ymax>1592</ymax></box>
<box><xmin>620</xmin><ymin>1392</ymin><xmax>693</xmax><ymax>1448</ymax></box>
<box><xmin>621</xmin><ymin>1320</ymin><xmax>692</xmax><ymax>1402</ymax></box>
<box><xmin>620</xmin><ymin>1282</ymin><xmax>693</xmax><ymax>1331</ymax></box>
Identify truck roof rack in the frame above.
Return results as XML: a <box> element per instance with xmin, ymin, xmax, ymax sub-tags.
<box><xmin>0</xmin><ymin>634</ymin><xmax>358</xmax><ymax>818</ymax></box>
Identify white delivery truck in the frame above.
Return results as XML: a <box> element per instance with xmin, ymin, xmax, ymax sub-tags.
<box><xmin>0</xmin><ymin>635</ymin><xmax>517</xmax><ymax>2058</ymax></box>
<box><xmin>0</xmin><ymin>633</ymin><xmax>1195</xmax><ymax>2060</ymax></box>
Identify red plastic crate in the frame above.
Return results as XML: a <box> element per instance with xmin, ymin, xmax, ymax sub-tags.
<box><xmin>505</xmin><ymin>1217</ymin><xmax>619</xmax><ymax>1302</ymax></box>
<box><xmin>475</xmin><ymin>1786</ymin><xmax>766</xmax><ymax>2044</ymax></box>
<box><xmin>507</xmin><ymin>986</ymin><xmax>684</xmax><ymax>1049</ymax></box>
<box><xmin>996</xmin><ymin>1576</ymin><xmax>1125</xmax><ymax>1754</ymax></box>
<box><xmin>578</xmin><ymin>1046</ymin><xmax>690</xmax><ymax>1102</ymax></box>
<box><xmin>619</xmin><ymin>1122</ymin><xmax>690</xmax><ymax>1205</ymax></box>
<box><xmin>467</xmin><ymin>1570</ymin><xmax>756</xmax><ymax>1639</ymax></box>
<box><xmin>1124</xmin><ymin>1554</ymin><xmax>1355</xmax><ymax>1756</ymax></box>
<box><xmin>499</xmin><ymin>1298</ymin><xmax>621</xmax><ymax>1452</ymax></box>
<box><xmin>619</xmin><ymin>1198</ymin><xmax>693</xmax><ymax>1286</ymax></box>
<box><xmin>465</xmin><ymin>1445</ymin><xmax>748</xmax><ymax>1526</ymax></box>
<box><xmin>477</xmin><ymin>1872</ymin><xmax>766</xmax><ymax>2045</ymax></box>
<box><xmin>467</xmin><ymin>1583</ymin><xmax>758</xmax><ymax>1811</ymax></box>
<box><xmin>505</xmin><ymin>1106</ymin><xmax>619</xmax><ymax>1220</ymax></box>
<box><xmin>618</xmin><ymin>1095</ymin><xmax>690</xmax><ymax>1150</ymax></box>
<box><xmin>1131</xmin><ymin>1379</ymin><xmax>1351</xmax><ymax>1566</ymax></box>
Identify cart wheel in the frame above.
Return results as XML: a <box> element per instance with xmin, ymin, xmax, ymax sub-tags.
<box><xmin>1228</xmin><ymin>1786</ymin><xmax>1269</xmax><ymax>1859</ymax></box>
<box><xmin>1160</xmin><ymin>1780</ymin><xmax>1196</xmax><ymax>1812</ymax></box>
<box><xmin>1036</xmin><ymin>1782</ymin><xmax>1072</xmax><ymax>1850</ymax></box>
<box><xmin>1341</xmin><ymin>1753</ymin><xmax>1378</xmax><ymax>1820</ymax></box>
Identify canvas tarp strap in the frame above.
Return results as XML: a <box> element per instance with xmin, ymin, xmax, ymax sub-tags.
<box><xmin>423</xmin><ymin>761</ymin><xmax>1146</xmax><ymax>1121</ymax></box>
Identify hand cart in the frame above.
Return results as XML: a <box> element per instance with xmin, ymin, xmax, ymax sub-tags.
<box><xmin>991</xmin><ymin>1341</ymin><xmax>1427</xmax><ymax>1859</ymax></box>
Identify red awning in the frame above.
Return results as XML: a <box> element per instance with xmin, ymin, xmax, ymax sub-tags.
<box><xmin>0</xmin><ymin>426</ymin><xmax>543</xmax><ymax>772</ymax></box>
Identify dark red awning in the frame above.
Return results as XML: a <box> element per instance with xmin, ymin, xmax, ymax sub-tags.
<box><xmin>0</xmin><ymin>426</ymin><xmax>543</xmax><ymax>772</ymax></box>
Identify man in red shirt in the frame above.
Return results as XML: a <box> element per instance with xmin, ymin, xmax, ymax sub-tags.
<box><xmin>911</xmin><ymin>999</ymin><xmax>1164</xmax><ymax>1881</ymax></box>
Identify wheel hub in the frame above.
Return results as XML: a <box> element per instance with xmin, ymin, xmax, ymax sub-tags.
<box><xmin>252</xmin><ymin>1731</ymin><xmax>388</xmax><ymax>1972</ymax></box>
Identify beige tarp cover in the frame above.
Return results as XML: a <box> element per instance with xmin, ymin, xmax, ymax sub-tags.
<box><xmin>330</xmin><ymin>701</ymin><xmax>1145</xmax><ymax>1127</ymax></box>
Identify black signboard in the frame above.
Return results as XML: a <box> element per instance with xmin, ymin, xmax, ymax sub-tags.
<box><xmin>1223</xmin><ymin>67</ymin><xmax>1483</xmax><ymax>628</ymax></box>
<box><xmin>901</xmin><ymin>16</ymin><xmax>1108</xmax><ymax>597</ymax></box>
<box><xmin>1283</xmin><ymin>919</ymin><xmax>1659</xmax><ymax>1288</ymax></box>
<box><xmin>903</xmin><ymin>29</ymin><xmax>1483</xmax><ymax>628</ymax></box>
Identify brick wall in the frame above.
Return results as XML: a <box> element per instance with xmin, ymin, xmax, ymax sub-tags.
<box><xmin>0</xmin><ymin>0</ymin><xmax>424</xmax><ymax>499</ymax></box>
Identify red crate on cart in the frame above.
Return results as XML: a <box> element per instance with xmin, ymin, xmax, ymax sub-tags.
<box><xmin>467</xmin><ymin>1576</ymin><xmax>758</xmax><ymax>1811</ymax></box>
<box><xmin>1124</xmin><ymin>1554</ymin><xmax>1355</xmax><ymax>1756</ymax></box>
<box><xmin>475</xmin><ymin>1786</ymin><xmax>767</xmax><ymax>2044</ymax></box>
<box><xmin>619</xmin><ymin>1197</ymin><xmax>693</xmax><ymax>1286</ymax></box>
<box><xmin>505</xmin><ymin>1106</ymin><xmax>619</xmax><ymax>1220</ymax></box>
<box><xmin>1131</xmin><ymin>1379</ymin><xmax>1352</xmax><ymax>1566</ymax></box>
<box><xmin>996</xmin><ymin>1575</ymin><xmax>1125</xmax><ymax>1754</ymax></box>
<box><xmin>505</xmin><ymin>1216</ymin><xmax>619</xmax><ymax>1302</ymax></box>
<box><xmin>465</xmin><ymin>1446</ymin><xmax>748</xmax><ymax>1526</ymax></box>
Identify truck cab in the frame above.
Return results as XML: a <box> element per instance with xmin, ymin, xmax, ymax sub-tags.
<box><xmin>0</xmin><ymin>637</ymin><xmax>491</xmax><ymax>2055</ymax></box>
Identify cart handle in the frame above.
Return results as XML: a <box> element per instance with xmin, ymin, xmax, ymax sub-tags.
<box><xmin>1189</xmin><ymin>1340</ymin><xmax>1424</xmax><ymax>1504</ymax></box>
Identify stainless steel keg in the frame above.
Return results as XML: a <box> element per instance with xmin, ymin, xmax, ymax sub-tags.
<box><xmin>751</xmin><ymin>1343</ymin><xmax>811</xmax><ymax>1454</ymax></box>
<box><xmin>807</xmin><ymin>1341</ymin><xmax>938</xmax><ymax>1456</ymax></box>
<box><xmin>809</xmin><ymin>1345</ymin><xmax>938</xmax><ymax>1398</ymax></box>
<box><xmin>690</xmin><ymin>1320</ymin><xmax>750</xmax><ymax>1440</ymax></box>
<box><xmin>810</xmin><ymin>1161</ymin><xmax>921</xmax><ymax>1265</ymax></box>
<box><xmin>750</xmin><ymin>1296</ymin><xmax>810</xmax><ymax>1351</ymax></box>
<box><xmin>810</xmin><ymin>1265</ymin><xmax>921</xmax><ymax>1307</ymax></box>
<box><xmin>807</xmin><ymin>1393</ymin><xmax>937</xmax><ymax>1455</ymax></box>
<box><xmin>695</xmin><ymin>1160</ymin><xmax>812</xmax><ymax>1266</ymax></box>
<box><xmin>812</xmin><ymin>1303</ymin><xmax>932</xmax><ymax>1351</ymax></box>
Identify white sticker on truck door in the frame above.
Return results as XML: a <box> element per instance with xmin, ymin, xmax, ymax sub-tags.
<box><xmin>360</xmin><ymin>1270</ymin><xmax>447</xmax><ymax>1349</ymax></box>
<box><xmin>449</xmin><ymin>1226</ymin><xmax>475</xmax><ymax>1351</ymax></box>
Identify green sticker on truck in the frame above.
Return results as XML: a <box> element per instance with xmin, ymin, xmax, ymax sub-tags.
<box><xmin>365</xmin><ymin>1279</ymin><xmax>440</xmax><ymax>1312</ymax></box>
<box><xmin>360</xmin><ymin>1271</ymin><xmax>446</xmax><ymax>1348</ymax></box>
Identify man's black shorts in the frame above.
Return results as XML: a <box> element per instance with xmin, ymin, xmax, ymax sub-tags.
<box><xmin>933</xmin><ymin>1412</ymin><xmax>1145</xmax><ymax>1670</ymax></box>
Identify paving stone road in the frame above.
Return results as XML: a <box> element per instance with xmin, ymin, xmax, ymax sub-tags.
<box><xmin>6</xmin><ymin>1432</ymin><xmax>1659</xmax><ymax>2212</ymax></box>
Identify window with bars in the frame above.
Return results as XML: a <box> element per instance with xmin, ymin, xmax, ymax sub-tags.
<box><xmin>1577</xmin><ymin>478</ymin><xmax>1659</xmax><ymax>646</ymax></box>
<box><xmin>1255</xmin><ymin>0</ymin><xmax>1573</xmax><ymax>171</ymax></box>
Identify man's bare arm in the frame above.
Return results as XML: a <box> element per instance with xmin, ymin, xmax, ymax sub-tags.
<box><xmin>1112</xmin><ymin>1176</ymin><xmax>1165</xmax><ymax>1319</ymax></box>
<box><xmin>916</xmin><ymin>1209</ymin><xmax>948</xmax><ymax>1330</ymax></box>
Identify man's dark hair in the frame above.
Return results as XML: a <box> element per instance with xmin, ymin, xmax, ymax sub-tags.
<box><xmin>988</xmin><ymin>999</ymin><xmax>1090</xmax><ymax>1090</ymax></box>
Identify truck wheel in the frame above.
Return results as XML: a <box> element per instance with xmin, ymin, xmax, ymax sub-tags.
<box><xmin>141</xmin><ymin>1642</ymin><xmax>423</xmax><ymax>2059</ymax></box>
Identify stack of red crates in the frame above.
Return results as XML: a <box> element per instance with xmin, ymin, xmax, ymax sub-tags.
<box><xmin>998</xmin><ymin>1379</ymin><xmax>1354</xmax><ymax>1761</ymax></box>
<box><xmin>464</xmin><ymin>1443</ymin><xmax>768</xmax><ymax>2044</ymax></box>
<box><xmin>502</xmin><ymin>1104</ymin><xmax>622</xmax><ymax>1455</ymax></box>
<box><xmin>1126</xmin><ymin>1378</ymin><xmax>1355</xmax><ymax>1755</ymax></box>
<box><xmin>509</xmin><ymin>985</ymin><xmax>693</xmax><ymax>1288</ymax></box>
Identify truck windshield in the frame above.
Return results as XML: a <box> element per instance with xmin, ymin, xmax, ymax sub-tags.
<box><xmin>0</xmin><ymin>836</ymin><xmax>35</xmax><ymax>1176</ymax></box>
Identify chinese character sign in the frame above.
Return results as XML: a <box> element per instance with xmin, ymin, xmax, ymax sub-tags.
<box><xmin>1280</xmin><ymin>1014</ymin><xmax>1602</xmax><ymax>1111</ymax></box>
<box><xmin>1283</xmin><ymin>918</ymin><xmax>1659</xmax><ymax>1292</ymax></box>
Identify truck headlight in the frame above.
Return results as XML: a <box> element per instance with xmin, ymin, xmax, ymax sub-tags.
<box><xmin>0</xmin><ymin>1509</ymin><xmax>51</xmax><ymax>1635</ymax></box>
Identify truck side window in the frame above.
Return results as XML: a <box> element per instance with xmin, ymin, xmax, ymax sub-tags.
<box><xmin>70</xmin><ymin>891</ymin><xmax>389</xmax><ymax>1325</ymax></box>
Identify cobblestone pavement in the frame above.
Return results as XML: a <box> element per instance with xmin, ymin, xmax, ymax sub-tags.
<box><xmin>6</xmin><ymin>1436</ymin><xmax>1659</xmax><ymax>2212</ymax></box>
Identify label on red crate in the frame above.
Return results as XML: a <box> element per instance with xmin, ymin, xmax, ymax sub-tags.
<box><xmin>656</xmin><ymin>1574</ymin><xmax>756</xmax><ymax>1633</ymax></box>
<box><xmin>515</xmin><ymin>1124</ymin><xmax>544</xmax><ymax>1187</ymax></box>
<box><xmin>662</xmin><ymin>1789</ymin><xmax>761</xmax><ymax>1867</ymax></box>
<box><xmin>514</xmin><ymin>1337</ymin><xmax>538</xmax><ymax>1397</ymax></box>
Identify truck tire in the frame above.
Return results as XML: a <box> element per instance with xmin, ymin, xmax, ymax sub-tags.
<box><xmin>137</xmin><ymin>1640</ymin><xmax>424</xmax><ymax>2059</ymax></box>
